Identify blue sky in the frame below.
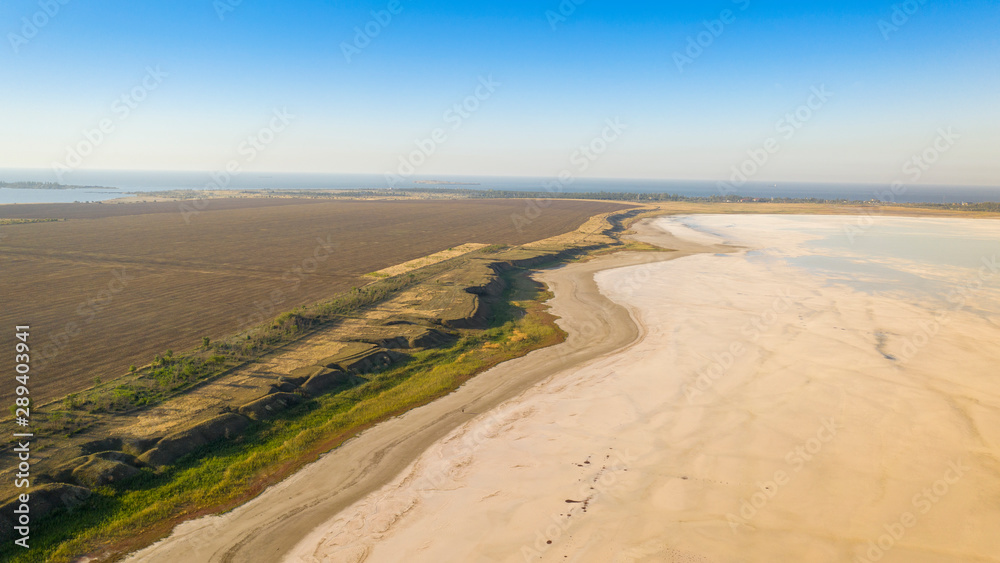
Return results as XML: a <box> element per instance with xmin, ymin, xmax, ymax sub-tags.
<box><xmin>1</xmin><ymin>0</ymin><xmax>998</xmax><ymax>186</ymax></box>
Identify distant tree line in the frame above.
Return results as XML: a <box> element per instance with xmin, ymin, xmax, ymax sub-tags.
<box><xmin>912</xmin><ymin>201</ymin><xmax>1000</xmax><ymax>212</ymax></box>
<box><xmin>402</xmin><ymin>187</ymin><xmax>839</xmax><ymax>203</ymax></box>
<box><xmin>400</xmin><ymin>187</ymin><xmax>999</xmax><ymax>208</ymax></box>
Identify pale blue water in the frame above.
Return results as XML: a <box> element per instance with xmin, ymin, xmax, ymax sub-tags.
<box><xmin>1</xmin><ymin>168</ymin><xmax>998</xmax><ymax>205</ymax></box>
<box><xmin>811</xmin><ymin>220</ymin><xmax>1000</xmax><ymax>271</ymax></box>
<box><xmin>796</xmin><ymin>221</ymin><xmax>1000</xmax><ymax>313</ymax></box>
<box><xmin>679</xmin><ymin>215</ymin><xmax>1000</xmax><ymax>311</ymax></box>
<box><xmin>783</xmin><ymin>255</ymin><xmax>942</xmax><ymax>296</ymax></box>
<box><xmin>0</xmin><ymin>188</ymin><xmax>123</xmax><ymax>205</ymax></box>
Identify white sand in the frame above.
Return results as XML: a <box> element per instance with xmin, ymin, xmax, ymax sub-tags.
<box><xmin>284</xmin><ymin>215</ymin><xmax>1000</xmax><ymax>563</ymax></box>
<box><xmin>124</xmin><ymin>224</ymin><xmax>710</xmax><ymax>563</ymax></box>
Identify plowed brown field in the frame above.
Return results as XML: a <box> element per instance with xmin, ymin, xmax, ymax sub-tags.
<box><xmin>0</xmin><ymin>198</ymin><xmax>629</xmax><ymax>402</ymax></box>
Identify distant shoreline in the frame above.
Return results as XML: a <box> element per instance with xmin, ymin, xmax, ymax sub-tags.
<box><xmin>1</xmin><ymin>170</ymin><xmax>997</xmax><ymax>204</ymax></box>
<box><xmin>3</xmin><ymin>194</ymin><xmax>1000</xmax><ymax>221</ymax></box>
<box><xmin>414</xmin><ymin>180</ymin><xmax>481</xmax><ymax>186</ymax></box>
<box><xmin>0</xmin><ymin>181</ymin><xmax>116</xmax><ymax>190</ymax></box>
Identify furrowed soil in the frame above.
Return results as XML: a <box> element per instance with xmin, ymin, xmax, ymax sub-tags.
<box><xmin>0</xmin><ymin>198</ymin><xmax>628</xmax><ymax>403</ymax></box>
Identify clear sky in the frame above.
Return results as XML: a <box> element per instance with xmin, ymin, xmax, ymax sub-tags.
<box><xmin>1</xmin><ymin>0</ymin><xmax>998</xmax><ymax>186</ymax></box>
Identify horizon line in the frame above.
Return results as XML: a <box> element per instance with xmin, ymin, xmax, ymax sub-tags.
<box><xmin>1</xmin><ymin>168</ymin><xmax>998</xmax><ymax>190</ymax></box>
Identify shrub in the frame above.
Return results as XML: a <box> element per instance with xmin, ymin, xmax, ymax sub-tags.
<box><xmin>63</xmin><ymin>393</ymin><xmax>81</xmax><ymax>410</ymax></box>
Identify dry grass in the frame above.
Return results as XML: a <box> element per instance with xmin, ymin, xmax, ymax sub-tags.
<box><xmin>2</xmin><ymin>267</ymin><xmax>564</xmax><ymax>563</ymax></box>
<box><xmin>369</xmin><ymin>243</ymin><xmax>489</xmax><ymax>277</ymax></box>
<box><xmin>0</xmin><ymin>198</ymin><xmax>629</xmax><ymax>402</ymax></box>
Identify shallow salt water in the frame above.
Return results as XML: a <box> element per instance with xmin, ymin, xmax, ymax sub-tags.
<box><xmin>674</xmin><ymin>214</ymin><xmax>1000</xmax><ymax>312</ymax></box>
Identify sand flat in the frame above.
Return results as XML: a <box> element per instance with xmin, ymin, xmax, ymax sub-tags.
<box><xmin>284</xmin><ymin>215</ymin><xmax>1000</xmax><ymax>563</ymax></box>
<box><xmin>123</xmin><ymin>223</ymin><xmax>709</xmax><ymax>563</ymax></box>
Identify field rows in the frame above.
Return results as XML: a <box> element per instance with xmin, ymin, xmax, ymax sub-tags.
<box><xmin>0</xmin><ymin>198</ymin><xmax>627</xmax><ymax>402</ymax></box>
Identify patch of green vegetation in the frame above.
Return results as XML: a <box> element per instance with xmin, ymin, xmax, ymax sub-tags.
<box><xmin>612</xmin><ymin>241</ymin><xmax>667</xmax><ymax>253</ymax></box>
<box><xmin>31</xmin><ymin>273</ymin><xmax>424</xmax><ymax>425</ymax></box>
<box><xmin>54</xmin><ymin>351</ymin><xmax>230</xmax><ymax>417</ymax></box>
<box><xmin>0</xmin><ymin>218</ymin><xmax>61</xmax><ymax>225</ymax></box>
<box><xmin>479</xmin><ymin>244</ymin><xmax>510</xmax><ymax>254</ymax></box>
<box><xmin>4</xmin><ymin>268</ymin><xmax>561</xmax><ymax>562</ymax></box>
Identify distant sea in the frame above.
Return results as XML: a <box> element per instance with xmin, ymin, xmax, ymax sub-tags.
<box><xmin>0</xmin><ymin>168</ymin><xmax>997</xmax><ymax>205</ymax></box>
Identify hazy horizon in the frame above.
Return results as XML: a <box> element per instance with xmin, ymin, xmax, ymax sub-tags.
<box><xmin>3</xmin><ymin>167</ymin><xmax>1000</xmax><ymax>190</ymax></box>
<box><xmin>2</xmin><ymin>167</ymin><xmax>998</xmax><ymax>206</ymax></box>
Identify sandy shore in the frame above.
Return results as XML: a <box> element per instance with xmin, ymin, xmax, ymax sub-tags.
<box><xmin>277</xmin><ymin>215</ymin><xmax>1000</xmax><ymax>563</ymax></box>
<box><xmin>123</xmin><ymin>222</ymin><xmax>722</xmax><ymax>563</ymax></box>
